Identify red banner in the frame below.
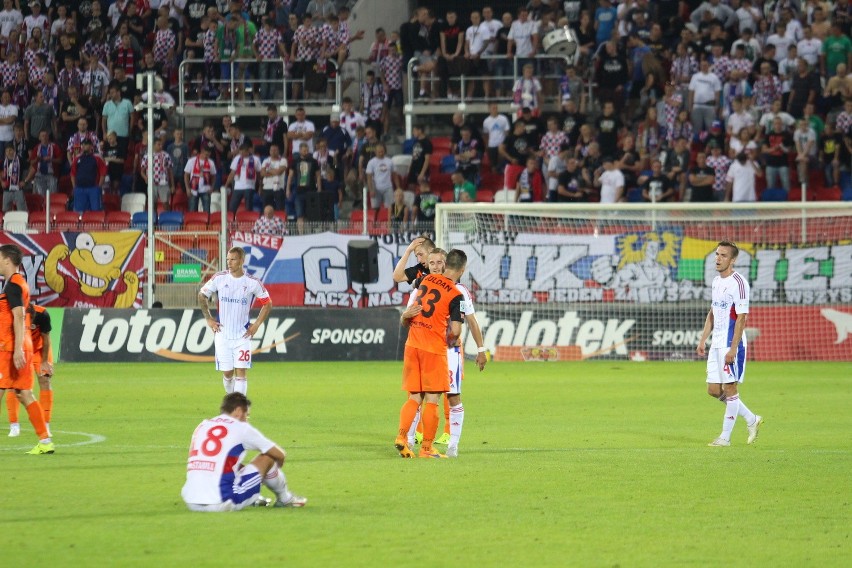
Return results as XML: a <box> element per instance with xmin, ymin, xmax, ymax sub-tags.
<box><xmin>749</xmin><ymin>306</ymin><xmax>852</xmax><ymax>361</ymax></box>
<box><xmin>0</xmin><ymin>231</ymin><xmax>146</xmax><ymax>308</ymax></box>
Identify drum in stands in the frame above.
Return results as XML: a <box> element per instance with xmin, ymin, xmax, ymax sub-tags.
<box><xmin>542</xmin><ymin>27</ymin><xmax>578</xmax><ymax>57</ymax></box>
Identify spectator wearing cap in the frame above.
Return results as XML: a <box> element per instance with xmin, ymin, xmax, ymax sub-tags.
<box><xmin>23</xmin><ymin>2</ymin><xmax>47</xmax><ymax>41</ymax></box>
<box><xmin>594</xmin><ymin>156</ymin><xmax>625</xmax><ymax>204</ymax></box>
<box><xmin>71</xmin><ymin>138</ymin><xmax>108</xmax><ymax>212</ymax></box>
<box><xmin>688</xmin><ymin>56</ymin><xmax>722</xmax><ymax>136</ymax></box>
<box><xmin>319</xmin><ymin>114</ymin><xmax>350</xmax><ymax>177</ymax></box>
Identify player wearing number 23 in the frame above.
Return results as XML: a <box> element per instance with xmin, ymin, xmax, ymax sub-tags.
<box><xmin>396</xmin><ymin>249</ymin><xmax>467</xmax><ymax>458</ymax></box>
<box><xmin>198</xmin><ymin>247</ymin><xmax>272</xmax><ymax>396</ymax></box>
<box><xmin>181</xmin><ymin>393</ymin><xmax>306</xmax><ymax>511</ymax></box>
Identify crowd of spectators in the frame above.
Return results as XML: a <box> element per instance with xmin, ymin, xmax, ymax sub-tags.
<box><xmin>0</xmin><ymin>0</ymin><xmax>850</xmax><ymax>227</ymax></box>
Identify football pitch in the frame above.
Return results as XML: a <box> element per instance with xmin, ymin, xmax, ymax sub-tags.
<box><xmin>0</xmin><ymin>360</ymin><xmax>849</xmax><ymax>567</ymax></box>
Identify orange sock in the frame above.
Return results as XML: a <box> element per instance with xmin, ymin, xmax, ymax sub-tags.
<box><xmin>6</xmin><ymin>394</ymin><xmax>18</xmax><ymax>423</ymax></box>
<box><xmin>416</xmin><ymin>419</ymin><xmax>423</xmax><ymax>434</ymax></box>
<box><xmin>398</xmin><ymin>399</ymin><xmax>419</xmax><ymax>438</ymax></box>
<box><xmin>443</xmin><ymin>396</ymin><xmax>451</xmax><ymax>435</ymax></box>
<box><xmin>25</xmin><ymin>401</ymin><xmax>49</xmax><ymax>440</ymax></box>
<box><xmin>40</xmin><ymin>390</ymin><xmax>53</xmax><ymax>423</ymax></box>
<box><xmin>421</xmin><ymin>402</ymin><xmax>439</xmax><ymax>451</ymax></box>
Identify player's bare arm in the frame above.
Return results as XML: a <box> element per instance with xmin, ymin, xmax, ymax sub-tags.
<box><xmin>244</xmin><ymin>301</ymin><xmax>273</xmax><ymax>338</ymax></box>
<box><xmin>465</xmin><ymin>313</ymin><xmax>488</xmax><ymax>371</ymax></box>
<box><xmin>198</xmin><ymin>293</ymin><xmax>221</xmax><ymax>332</ymax></box>
<box><xmin>399</xmin><ymin>303</ymin><xmax>422</xmax><ymax>326</ymax></box>
<box><xmin>12</xmin><ymin>306</ymin><xmax>26</xmax><ymax>370</ymax></box>
<box><xmin>392</xmin><ymin>237</ymin><xmax>425</xmax><ymax>282</ymax></box>
<box><xmin>448</xmin><ymin>320</ymin><xmax>462</xmax><ymax>344</ymax></box>
<box><xmin>264</xmin><ymin>444</ymin><xmax>286</xmax><ymax>468</ymax></box>
<box><xmin>696</xmin><ymin>309</ymin><xmax>714</xmax><ymax>356</ymax></box>
<box><xmin>726</xmin><ymin>312</ymin><xmax>748</xmax><ymax>364</ymax></box>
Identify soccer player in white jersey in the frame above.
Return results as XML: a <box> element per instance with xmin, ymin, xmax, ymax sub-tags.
<box><xmin>697</xmin><ymin>241</ymin><xmax>763</xmax><ymax>447</ymax></box>
<box><xmin>181</xmin><ymin>393</ymin><xmax>306</xmax><ymax>511</ymax></box>
<box><xmin>401</xmin><ymin>249</ymin><xmax>488</xmax><ymax>457</ymax></box>
<box><xmin>198</xmin><ymin>247</ymin><xmax>272</xmax><ymax>395</ymax></box>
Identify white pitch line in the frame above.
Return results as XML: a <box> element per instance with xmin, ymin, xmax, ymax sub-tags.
<box><xmin>0</xmin><ymin>429</ymin><xmax>106</xmax><ymax>452</ymax></box>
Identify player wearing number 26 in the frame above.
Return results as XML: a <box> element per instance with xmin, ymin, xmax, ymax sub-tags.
<box><xmin>199</xmin><ymin>247</ymin><xmax>272</xmax><ymax>396</ymax></box>
<box><xmin>181</xmin><ymin>393</ymin><xmax>306</xmax><ymax>511</ymax></box>
<box><xmin>697</xmin><ymin>241</ymin><xmax>763</xmax><ymax>447</ymax></box>
<box><xmin>395</xmin><ymin>249</ymin><xmax>467</xmax><ymax>459</ymax></box>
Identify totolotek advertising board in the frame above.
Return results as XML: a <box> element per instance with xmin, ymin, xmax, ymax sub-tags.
<box><xmin>60</xmin><ymin>308</ymin><xmax>403</xmax><ymax>362</ymax></box>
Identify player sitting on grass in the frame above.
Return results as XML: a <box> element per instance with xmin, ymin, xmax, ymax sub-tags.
<box><xmin>401</xmin><ymin>249</ymin><xmax>488</xmax><ymax>457</ymax></box>
<box><xmin>181</xmin><ymin>392</ymin><xmax>307</xmax><ymax>511</ymax></box>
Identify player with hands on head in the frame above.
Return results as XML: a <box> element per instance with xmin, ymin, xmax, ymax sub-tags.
<box><xmin>392</xmin><ymin>235</ymin><xmax>435</xmax><ymax>284</ymax></box>
<box><xmin>198</xmin><ymin>247</ymin><xmax>272</xmax><ymax>395</ymax></box>
<box><xmin>697</xmin><ymin>240</ymin><xmax>763</xmax><ymax>447</ymax></box>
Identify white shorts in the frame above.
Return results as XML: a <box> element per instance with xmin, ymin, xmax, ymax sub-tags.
<box><xmin>215</xmin><ymin>334</ymin><xmax>252</xmax><ymax>371</ymax></box>
<box><xmin>185</xmin><ymin>468</ymin><xmax>263</xmax><ymax>512</ymax></box>
<box><xmin>447</xmin><ymin>346</ymin><xmax>463</xmax><ymax>395</ymax></box>
<box><xmin>706</xmin><ymin>346</ymin><xmax>747</xmax><ymax>384</ymax></box>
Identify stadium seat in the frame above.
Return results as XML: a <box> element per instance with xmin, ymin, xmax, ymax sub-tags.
<box><xmin>375</xmin><ymin>207</ymin><xmax>389</xmax><ymax>223</ymax></box>
<box><xmin>208</xmin><ymin>211</ymin><xmax>226</xmax><ymax>229</ymax></box>
<box><xmin>102</xmin><ymin>193</ymin><xmax>120</xmax><ymax>213</ymax></box>
<box><xmin>171</xmin><ymin>189</ymin><xmax>189</xmax><ymax>212</ymax></box>
<box><xmin>480</xmin><ymin>172</ymin><xmax>503</xmax><ymax>191</ymax></box>
<box><xmin>493</xmin><ymin>189</ymin><xmax>516</xmax><ymax>203</ymax></box>
<box><xmin>761</xmin><ymin>187</ymin><xmax>788</xmax><ymax>202</ymax></box>
<box><xmin>391</xmin><ymin>154</ymin><xmax>412</xmax><ymax>180</ymax></box>
<box><xmin>401</xmin><ymin>138</ymin><xmax>416</xmax><ymax>155</ymax></box>
<box><xmin>184</xmin><ymin>211</ymin><xmax>210</xmax><ymax>230</ymax></box>
<box><xmin>81</xmin><ymin>211</ymin><xmax>106</xmax><ymax>230</ymax></box>
<box><xmin>350</xmin><ymin>208</ymin><xmax>364</xmax><ymax>228</ymax></box>
<box><xmin>788</xmin><ymin>187</ymin><xmax>804</xmax><ymax>201</ymax></box>
<box><xmin>49</xmin><ymin>192</ymin><xmax>69</xmax><ymax>211</ymax></box>
<box><xmin>105</xmin><ymin>211</ymin><xmax>131</xmax><ymax>230</ymax></box>
<box><xmin>131</xmin><ymin>211</ymin><xmax>151</xmax><ymax>230</ymax></box>
<box><xmin>28</xmin><ymin>211</ymin><xmax>47</xmax><ymax>232</ymax></box>
<box><xmin>25</xmin><ymin>193</ymin><xmax>45</xmax><ymax>212</ymax></box>
<box><xmin>439</xmin><ymin>155</ymin><xmax>457</xmax><ymax>174</ymax></box>
<box><xmin>54</xmin><ymin>211</ymin><xmax>80</xmax><ymax>231</ymax></box>
<box><xmin>432</xmin><ymin>137</ymin><xmax>451</xmax><ymax>153</ymax></box>
<box><xmin>182</xmin><ymin>247</ymin><xmax>208</xmax><ymax>264</ymax></box>
<box><xmin>476</xmin><ymin>190</ymin><xmax>494</xmax><ymax>202</ymax></box>
<box><xmin>814</xmin><ymin>187</ymin><xmax>841</xmax><ymax>201</ymax></box>
<box><xmin>3</xmin><ymin>211</ymin><xmax>27</xmax><ymax>232</ymax></box>
<box><xmin>121</xmin><ymin>193</ymin><xmax>146</xmax><ymax>214</ymax></box>
<box><xmin>158</xmin><ymin>211</ymin><xmax>185</xmax><ymax>230</ymax></box>
<box><xmin>234</xmin><ymin>210</ymin><xmax>259</xmax><ymax>231</ymax></box>
<box><xmin>440</xmin><ymin>190</ymin><xmax>455</xmax><ymax>204</ymax></box>
<box><xmin>843</xmin><ymin>188</ymin><xmax>852</xmax><ymax>201</ymax></box>
<box><xmin>627</xmin><ymin>187</ymin><xmax>645</xmax><ymax>202</ymax></box>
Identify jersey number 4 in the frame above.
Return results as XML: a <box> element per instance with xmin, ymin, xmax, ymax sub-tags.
<box><xmin>189</xmin><ymin>425</ymin><xmax>229</xmax><ymax>457</ymax></box>
<box><xmin>416</xmin><ymin>285</ymin><xmax>441</xmax><ymax>318</ymax></box>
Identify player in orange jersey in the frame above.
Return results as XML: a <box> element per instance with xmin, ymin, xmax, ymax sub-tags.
<box><xmin>0</xmin><ymin>244</ymin><xmax>53</xmax><ymax>454</ymax></box>
<box><xmin>395</xmin><ymin>248</ymin><xmax>467</xmax><ymax>458</ymax></box>
<box><xmin>3</xmin><ymin>301</ymin><xmax>54</xmax><ymax>437</ymax></box>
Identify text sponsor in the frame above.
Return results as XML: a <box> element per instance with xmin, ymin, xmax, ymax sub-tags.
<box><xmin>652</xmin><ymin>330</ymin><xmax>703</xmax><ymax>347</ymax></box>
<box><xmin>310</xmin><ymin>328</ymin><xmax>386</xmax><ymax>344</ymax></box>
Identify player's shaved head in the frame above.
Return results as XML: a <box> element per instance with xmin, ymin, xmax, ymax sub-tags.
<box><xmin>228</xmin><ymin>246</ymin><xmax>247</xmax><ymax>260</ymax></box>
<box><xmin>221</xmin><ymin>392</ymin><xmax>250</xmax><ymax>414</ymax></box>
<box><xmin>445</xmin><ymin>249</ymin><xmax>467</xmax><ymax>271</ymax></box>
<box><xmin>717</xmin><ymin>240</ymin><xmax>739</xmax><ymax>258</ymax></box>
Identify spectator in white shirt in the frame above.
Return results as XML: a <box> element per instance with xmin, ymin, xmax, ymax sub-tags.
<box><xmin>365</xmin><ymin>142</ymin><xmax>394</xmax><ymax>209</ymax></box>
<box><xmin>726</xmin><ymin>96</ymin><xmax>755</xmax><ymax>138</ymax></box>
<box><xmin>482</xmin><ymin>102</ymin><xmax>510</xmax><ymax>173</ymax></box>
<box><xmin>688</xmin><ymin>58</ymin><xmax>722</xmax><ymax>135</ymax></box>
<box><xmin>595</xmin><ymin>156</ymin><xmax>625</xmax><ymax>204</ymax></box>
<box><xmin>767</xmin><ymin>22</ymin><xmax>793</xmax><ymax>63</ymax></box>
<box><xmin>286</xmin><ymin>107</ymin><xmax>315</xmax><ymax>156</ymax></box>
<box><xmin>260</xmin><ymin>143</ymin><xmax>288</xmax><ymax>211</ymax></box>
<box><xmin>507</xmin><ymin>7</ymin><xmax>538</xmax><ymax>65</ymax></box>
<box><xmin>796</xmin><ymin>26</ymin><xmax>822</xmax><ymax>67</ymax></box>
<box><xmin>465</xmin><ymin>10</ymin><xmax>494</xmax><ymax>98</ymax></box>
<box><xmin>725</xmin><ymin>152</ymin><xmax>762</xmax><ymax>202</ymax></box>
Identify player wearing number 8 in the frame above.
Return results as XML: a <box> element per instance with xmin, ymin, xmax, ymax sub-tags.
<box><xmin>181</xmin><ymin>393</ymin><xmax>307</xmax><ymax>511</ymax></box>
<box><xmin>198</xmin><ymin>247</ymin><xmax>272</xmax><ymax>395</ymax></box>
<box><xmin>395</xmin><ymin>249</ymin><xmax>466</xmax><ymax>458</ymax></box>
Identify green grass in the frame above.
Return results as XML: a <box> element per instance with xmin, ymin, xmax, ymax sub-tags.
<box><xmin>1</xmin><ymin>361</ymin><xmax>849</xmax><ymax>567</ymax></box>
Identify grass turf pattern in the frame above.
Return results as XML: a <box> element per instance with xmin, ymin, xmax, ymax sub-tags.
<box><xmin>0</xmin><ymin>361</ymin><xmax>849</xmax><ymax>567</ymax></box>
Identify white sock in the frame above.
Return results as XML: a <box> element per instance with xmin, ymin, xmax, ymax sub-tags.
<box><xmin>263</xmin><ymin>463</ymin><xmax>292</xmax><ymax>502</ymax></box>
<box><xmin>737</xmin><ymin>398</ymin><xmax>756</xmax><ymax>425</ymax></box>
<box><xmin>407</xmin><ymin>407</ymin><xmax>421</xmax><ymax>444</ymax></box>
<box><xmin>448</xmin><ymin>403</ymin><xmax>464</xmax><ymax>448</ymax></box>
<box><xmin>720</xmin><ymin>394</ymin><xmax>740</xmax><ymax>441</ymax></box>
<box><xmin>233</xmin><ymin>378</ymin><xmax>247</xmax><ymax>395</ymax></box>
<box><xmin>223</xmin><ymin>376</ymin><xmax>234</xmax><ymax>393</ymax></box>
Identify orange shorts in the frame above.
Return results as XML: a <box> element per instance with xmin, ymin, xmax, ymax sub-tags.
<box><xmin>402</xmin><ymin>345</ymin><xmax>450</xmax><ymax>393</ymax></box>
<box><xmin>0</xmin><ymin>350</ymin><xmax>35</xmax><ymax>390</ymax></box>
